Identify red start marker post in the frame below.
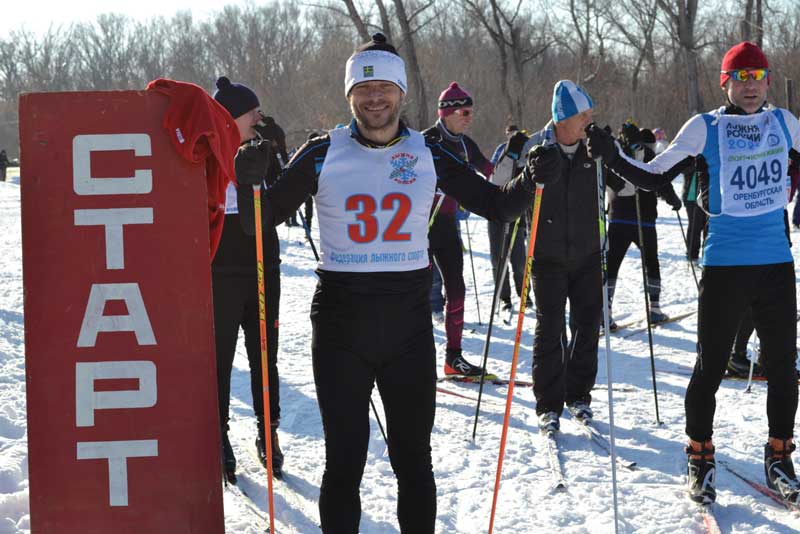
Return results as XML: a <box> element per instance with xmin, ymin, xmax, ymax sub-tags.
<box><xmin>20</xmin><ymin>90</ymin><xmax>224</xmax><ymax>534</ymax></box>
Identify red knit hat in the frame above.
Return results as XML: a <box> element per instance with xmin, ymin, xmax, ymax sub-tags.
<box><xmin>720</xmin><ymin>41</ymin><xmax>769</xmax><ymax>87</ymax></box>
<box><xmin>438</xmin><ymin>82</ymin><xmax>473</xmax><ymax>117</ymax></box>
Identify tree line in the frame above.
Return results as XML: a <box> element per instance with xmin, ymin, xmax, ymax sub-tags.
<box><xmin>1</xmin><ymin>0</ymin><xmax>799</xmax><ymax>159</ymax></box>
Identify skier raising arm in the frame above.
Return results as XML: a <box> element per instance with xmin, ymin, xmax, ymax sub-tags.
<box><xmin>587</xmin><ymin>41</ymin><xmax>800</xmax><ymax>508</ymax></box>
<box><xmin>233</xmin><ymin>32</ymin><xmax>555</xmax><ymax>534</ymax></box>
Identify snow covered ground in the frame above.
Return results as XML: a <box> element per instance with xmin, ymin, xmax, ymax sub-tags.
<box><xmin>2</xmin><ymin>167</ymin><xmax>800</xmax><ymax>533</ymax></box>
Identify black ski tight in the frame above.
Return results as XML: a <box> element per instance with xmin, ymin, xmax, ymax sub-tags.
<box><xmin>311</xmin><ymin>274</ymin><xmax>436</xmax><ymax>534</ymax></box>
<box><xmin>214</xmin><ymin>269</ymin><xmax>280</xmax><ymax>427</ymax></box>
<box><xmin>606</xmin><ymin>222</ymin><xmax>661</xmax><ymax>304</ymax></box>
<box><xmin>686</xmin><ymin>263</ymin><xmax>798</xmax><ymax>441</ymax></box>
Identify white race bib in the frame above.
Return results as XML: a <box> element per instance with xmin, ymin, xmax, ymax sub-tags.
<box><xmin>718</xmin><ymin>111</ymin><xmax>788</xmax><ymax>217</ymax></box>
<box><xmin>315</xmin><ymin>128</ymin><xmax>436</xmax><ymax>272</ymax></box>
<box><xmin>224</xmin><ymin>183</ymin><xmax>238</xmax><ymax>214</ymax></box>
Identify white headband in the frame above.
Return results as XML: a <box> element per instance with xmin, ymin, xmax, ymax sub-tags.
<box><xmin>345</xmin><ymin>50</ymin><xmax>407</xmax><ymax>96</ymax></box>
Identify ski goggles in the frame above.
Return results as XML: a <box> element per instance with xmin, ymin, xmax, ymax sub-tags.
<box><xmin>722</xmin><ymin>68</ymin><xmax>769</xmax><ymax>82</ymax></box>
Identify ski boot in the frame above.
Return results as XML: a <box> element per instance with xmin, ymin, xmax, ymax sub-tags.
<box><xmin>538</xmin><ymin>411</ymin><xmax>560</xmax><ymax>434</ymax></box>
<box><xmin>444</xmin><ymin>348</ymin><xmax>490</xmax><ymax>378</ymax></box>
<box><xmin>686</xmin><ymin>440</ymin><xmax>716</xmax><ymax>505</ymax></box>
<box><xmin>764</xmin><ymin>439</ymin><xmax>800</xmax><ymax>506</ymax></box>
<box><xmin>222</xmin><ymin>426</ymin><xmax>237</xmax><ymax>484</ymax></box>
<box><xmin>566</xmin><ymin>401</ymin><xmax>593</xmax><ymax>423</ymax></box>
<box><xmin>726</xmin><ymin>350</ymin><xmax>763</xmax><ymax>378</ymax></box>
<box><xmin>649</xmin><ymin>303</ymin><xmax>669</xmax><ymax>324</ymax></box>
<box><xmin>432</xmin><ymin>310</ymin><xmax>445</xmax><ymax>324</ymax></box>
<box><xmin>256</xmin><ymin>419</ymin><xmax>285</xmax><ymax>479</ymax></box>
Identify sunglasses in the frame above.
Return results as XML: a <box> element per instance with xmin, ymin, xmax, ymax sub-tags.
<box><xmin>723</xmin><ymin>68</ymin><xmax>769</xmax><ymax>82</ymax></box>
<box><xmin>453</xmin><ymin>109</ymin><xmax>473</xmax><ymax>117</ymax></box>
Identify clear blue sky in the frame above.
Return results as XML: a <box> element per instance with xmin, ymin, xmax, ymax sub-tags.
<box><xmin>5</xmin><ymin>0</ymin><xmax>255</xmax><ymax>35</ymax></box>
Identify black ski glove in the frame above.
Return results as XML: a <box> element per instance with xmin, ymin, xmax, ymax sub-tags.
<box><xmin>522</xmin><ymin>144</ymin><xmax>563</xmax><ymax>189</ymax></box>
<box><xmin>501</xmin><ymin>130</ymin><xmax>529</xmax><ymax>161</ymax></box>
<box><xmin>235</xmin><ymin>141</ymin><xmax>272</xmax><ymax>186</ymax></box>
<box><xmin>585</xmin><ymin>124</ymin><xmax>619</xmax><ymax>163</ymax></box>
<box><xmin>660</xmin><ymin>187</ymin><xmax>683</xmax><ymax>211</ymax></box>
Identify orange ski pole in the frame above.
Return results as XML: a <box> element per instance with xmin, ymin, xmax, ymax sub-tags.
<box><xmin>253</xmin><ymin>183</ymin><xmax>276</xmax><ymax>533</ymax></box>
<box><xmin>488</xmin><ymin>183</ymin><xmax>544</xmax><ymax>534</ymax></box>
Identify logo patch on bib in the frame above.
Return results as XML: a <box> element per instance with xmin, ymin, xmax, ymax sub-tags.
<box><xmin>389</xmin><ymin>152</ymin><xmax>418</xmax><ymax>184</ymax></box>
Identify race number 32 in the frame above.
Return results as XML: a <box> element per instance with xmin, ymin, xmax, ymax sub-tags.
<box><xmin>346</xmin><ymin>193</ymin><xmax>411</xmax><ymax>243</ymax></box>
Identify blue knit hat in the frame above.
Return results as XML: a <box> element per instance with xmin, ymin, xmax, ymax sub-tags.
<box><xmin>551</xmin><ymin>80</ymin><xmax>593</xmax><ymax>123</ymax></box>
<box><xmin>213</xmin><ymin>76</ymin><xmax>260</xmax><ymax>119</ymax></box>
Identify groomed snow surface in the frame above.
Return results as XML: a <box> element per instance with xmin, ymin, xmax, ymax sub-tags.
<box><xmin>1</xmin><ymin>169</ymin><xmax>800</xmax><ymax>533</ymax></box>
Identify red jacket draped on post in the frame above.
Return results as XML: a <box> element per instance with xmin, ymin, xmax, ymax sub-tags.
<box><xmin>146</xmin><ymin>78</ymin><xmax>241</xmax><ymax>259</ymax></box>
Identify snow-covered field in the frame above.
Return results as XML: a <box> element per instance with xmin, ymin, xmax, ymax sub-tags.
<box><xmin>2</xmin><ymin>165</ymin><xmax>800</xmax><ymax>533</ymax></box>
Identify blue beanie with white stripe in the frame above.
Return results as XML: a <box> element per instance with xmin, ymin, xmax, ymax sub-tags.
<box><xmin>551</xmin><ymin>80</ymin><xmax>593</xmax><ymax>123</ymax></box>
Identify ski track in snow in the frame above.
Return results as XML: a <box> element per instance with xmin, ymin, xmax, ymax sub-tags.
<box><xmin>1</xmin><ymin>169</ymin><xmax>800</xmax><ymax>533</ymax></box>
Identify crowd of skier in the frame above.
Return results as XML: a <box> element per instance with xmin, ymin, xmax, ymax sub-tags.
<box><xmin>199</xmin><ymin>34</ymin><xmax>800</xmax><ymax>532</ymax></box>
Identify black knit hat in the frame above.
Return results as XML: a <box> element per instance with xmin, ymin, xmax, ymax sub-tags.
<box><xmin>355</xmin><ymin>32</ymin><xmax>399</xmax><ymax>56</ymax></box>
<box><xmin>213</xmin><ymin>76</ymin><xmax>260</xmax><ymax>119</ymax></box>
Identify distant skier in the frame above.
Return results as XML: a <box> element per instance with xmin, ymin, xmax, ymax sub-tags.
<box><xmin>0</xmin><ymin>150</ymin><xmax>9</xmax><ymax>182</ymax></box>
<box><xmin>587</xmin><ymin>41</ymin><xmax>800</xmax><ymax>507</ymax></box>
<box><xmin>604</xmin><ymin>122</ymin><xmax>682</xmax><ymax>328</ymax></box>
<box><xmin>489</xmin><ymin>125</ymin><xmax>532</xmax><ymax>316</ymax></box>
<box><xmin>233</xmin><ymin>33</ymin><xmax>551</xmax><ymax>533</ymax></box>
<box><xmin>425</xmin><ymin>82</ymin><xmax>495</xmax><ymax>377</ymax></box>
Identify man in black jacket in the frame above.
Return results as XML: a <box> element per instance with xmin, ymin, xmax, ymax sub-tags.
<box><xmin>505</xmin><ymin>80</ymin><xmax>601</xmax><ymax>432</ymax></box>
<box><xmin>211</xmin><ymin>77</ymin><xmax>284</xmax><ymax>482</ymax></box>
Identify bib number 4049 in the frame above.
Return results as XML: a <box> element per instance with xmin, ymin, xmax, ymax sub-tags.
<box><xmin>346</xmin><ymin>193</ymin><xmax>412</xmax><ymax>243</ymax></box>
<box><xmin>730</xmin><ymin>159</ymin><xmax>783</xmax><ymax>190</ymax></box>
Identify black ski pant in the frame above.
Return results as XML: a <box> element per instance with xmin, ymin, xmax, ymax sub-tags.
<box><xmin>213</xmin><ymin>268</ymin><xmax>281</xmax><ymax>430</ymax></box>
<box><xmin>488</xmin><ymin>219</ymin><xmax>529</xmax><ymax>305</ymax></box>
<box><xmin>606</xmin><ymin>222</ymin><xmax>661</xmax><ymax>305</ymax></box>
<box><xmin>685</xmin><ymin>201</ymin><xmax>707</xmax><ymax>261</ymax></box>
<box><xmin>686</xmin><ymin>263</ymin><xmax>798</xmax><ymax>441</ymax></box>
<box><xmin>311</xmin><ymin>271</ymin><xmax>436</xmax><ymax>534</ymax></box>
<box><xmin>531</xmin><ymin>253</ymin><xmax>602</xmax><ymax>415</ymax></box>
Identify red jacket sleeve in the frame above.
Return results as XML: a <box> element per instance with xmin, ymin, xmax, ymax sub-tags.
<box><xmin>146</xmin><ymin>78</ymin><xmax>241</xmax><ymax>259</ymax></box>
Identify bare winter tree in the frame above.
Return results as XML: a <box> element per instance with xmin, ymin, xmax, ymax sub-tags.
<box><xmin>656</xmin><ymin>0</ymin><xmax>704</xmax><ymax>114</ymax></box>
<box><xmin>559</xmin><ymin>0</ymin><xmax>612</xmax><ymax>85</ymax></box>
<box><xmin>461</xmin><ymin>0</ymin><xmax>550</xmax><ymax>124</ymax></box>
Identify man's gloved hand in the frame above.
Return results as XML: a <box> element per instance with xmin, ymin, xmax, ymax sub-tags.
<box><xmin>620</xmin><ymin>121</ymin><xmax>641</xmax><ymax>147</ymax></box>
<box><xmin>522</xmin><ymin>144</ymin><xmax>563</xmax><ymax>189</ymax></box>
<box><xmin>661</xmin><ymin>187</ymin><xmax>683</xmax><ymax>211</ymax></box>
<box><xmin>235</xmin><ymin>141</ymin><xmax>272</xmax><ymax>185</ymax></box>
<box><xmin>502</xmin><ymin>130</ymin><xmax>529</xmax><ymax>161</ymax></box>
<box><xmin>585</xmin><ymin>124</ymin><xmax>619</xmax><ymax>162</ymax></box>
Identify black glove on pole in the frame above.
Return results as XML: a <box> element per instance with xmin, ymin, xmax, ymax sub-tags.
<box><xmin>235</xmin><ymin>141</ymin><xmax>272</xmax><ymax>185</ymax></box>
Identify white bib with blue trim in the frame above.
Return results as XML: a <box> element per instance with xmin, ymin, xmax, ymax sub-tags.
<box><xmin>718</xmin><ymin>111</ymin><xmax>788</xmax><ymax>217</ymax></box>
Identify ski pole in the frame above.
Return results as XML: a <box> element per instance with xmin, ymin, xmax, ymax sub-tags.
<box><xmin>472</xmin><ymin>217</ymin><xmax>520</xmax><ymax>441</ymax></box>
<box><xmin>675</xmin><ymin>210</ymin><xmax>700</xmax><ymax>291</ymax></box>
<box><xmin>296</xmin><ymin>207</ymin><xmax>320</xmax><ymax>262</ymax></box>
<box><xmin>488</xmin><ymin>185</ymin><xmax>542</xmax><ymax>534</ymax></box>
<box><xmin>597</xmin><ymin>158</ymin><xmax>620</xmax><ymax>534</ymax></box>
<box><xmin>428</xmin><ymin>193</ymin><xmax>445</xmax><ymax>230</ymax></box>
<box><xmin>635</xmin><ymin>191</ymin><xmax>662</xmax><ymax>425</ymax></box>
<box><xmin>252</xmin><ymin>182</ymin><xmax>276</xmax><ymax>534</ymax></box>
<box><xmin>463</xmin><ymin>218</ymin><xmax>482</xmax><ymax>325</ymax></box>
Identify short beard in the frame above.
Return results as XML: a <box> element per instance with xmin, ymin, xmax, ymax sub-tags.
<box><xmin>351</xmin><ymin>100</ymin><xmax>402</xmax><ymax>135</ymax></box>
